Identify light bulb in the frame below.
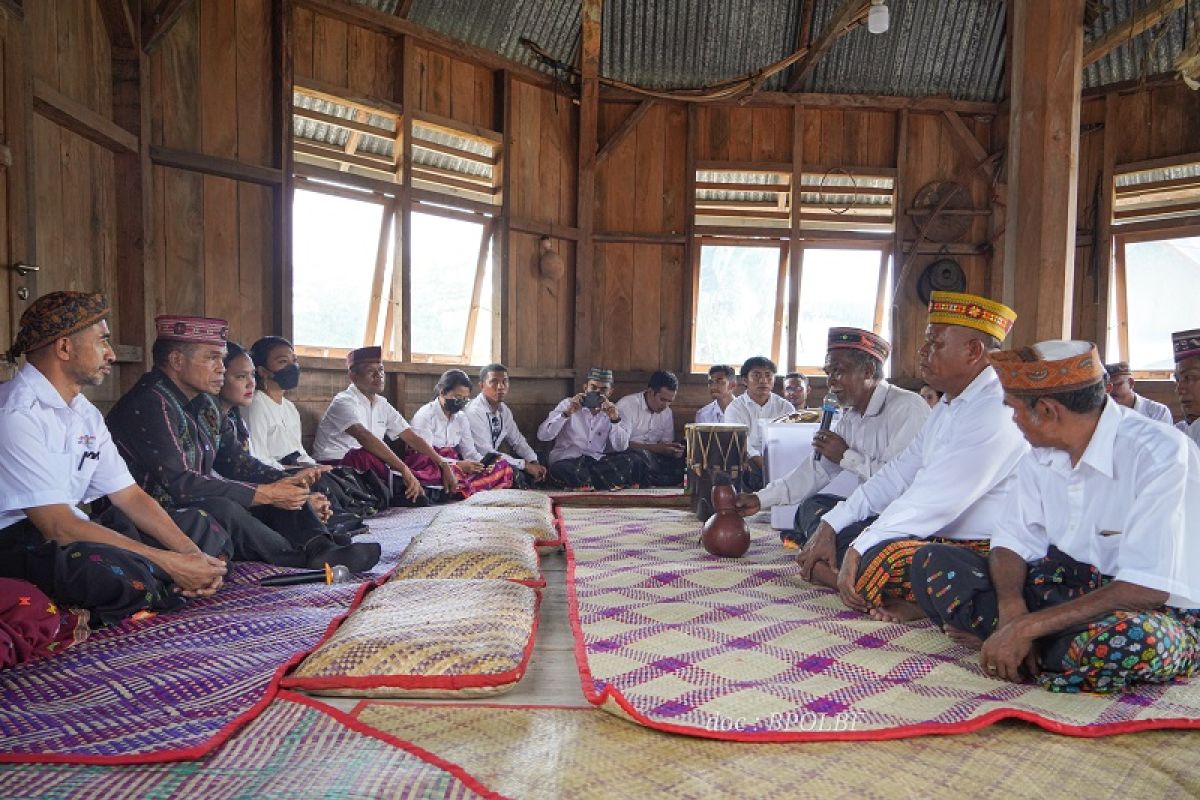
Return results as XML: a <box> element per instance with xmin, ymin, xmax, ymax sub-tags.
<box><xmin>868</xmin><ymin>1</ymin><xmax>889</xmax><ymax>34</ymax></box>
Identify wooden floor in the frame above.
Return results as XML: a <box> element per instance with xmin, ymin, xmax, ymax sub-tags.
<box><xmin>311</xmin><ymin>548</ymin><xmax>588</xmax><ymax>716</ymax></box>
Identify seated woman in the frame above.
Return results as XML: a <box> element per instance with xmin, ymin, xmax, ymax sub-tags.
<box><xmin>407</xmin><ymin>369</ymin><xmax>514</xmax><ymax>498</ymax></box>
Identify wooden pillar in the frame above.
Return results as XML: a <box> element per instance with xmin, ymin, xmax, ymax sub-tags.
<box><xmin>1001</xmin><ymin>0</ymin><xmax>1085</xmax><ymax>346</ymax></box>
<box><xmin>271</xmin><ymin>0</ymin><xmax>294</xmax><ymax>340</ymax></box>
<box><xmin>573</xmin><ymin>0</ymin><xmax>601</xmax><ymax>375</ymax></box>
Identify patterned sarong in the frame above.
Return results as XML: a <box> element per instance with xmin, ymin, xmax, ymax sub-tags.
<box><xmin>403</xmin><ymin>446</ymin><xmax>514</xmax><ymax>498</ymax></box>
<box><xmin>855</xmin><ymin>537</ymin><xmax>991</xmax><ymax>606</ymax></box>
<box><xmin>0</xmin><ymin>578</ymin><xmax>89</xmax><ymax>668</ymax></box>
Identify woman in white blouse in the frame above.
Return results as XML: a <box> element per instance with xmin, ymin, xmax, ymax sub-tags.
<box><xmin>407</xmin><ymin>369</ymin><xmax>513</xmax><ymax>498</ymax></box>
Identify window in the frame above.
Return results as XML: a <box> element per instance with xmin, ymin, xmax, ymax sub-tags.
<box><xmin>690</xmin><ymin>163</ymin><xmax>895</xmax><ymax>373</ymax></box>
<box><xmin>1105</xmin><ymin>157</ymin><xmax>1200</xmax><ymax>373</ymax></box>
<box><xmin>290</xmin><ymin>81</ymin><xmax>501</xmax><ymax>362</ymax></box>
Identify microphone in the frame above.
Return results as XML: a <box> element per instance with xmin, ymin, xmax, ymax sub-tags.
<box><xmin>260</xmin><ymin>563</ymin><xmax>353</xmax><ymax>587</ymax></box>
<box><xmin>813</xmin><ymin>392</ymin><xmax>839</xmax><ymax>463</ymax></box>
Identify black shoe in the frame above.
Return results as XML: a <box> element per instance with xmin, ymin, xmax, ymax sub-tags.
<box><xmin>306</xmin><ymin>541</ymin><xmax>382</xmax><ymax>573</ymax></box>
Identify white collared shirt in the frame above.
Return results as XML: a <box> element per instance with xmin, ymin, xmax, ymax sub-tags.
<box><xmin>823</xmin><ymin>366</ymin><xmax>1029</xmax><ymax>555</ymax></box>
<box><xmin>536</xmin><ymin>398</ymin><xmax>631</xmax><ymax>463</ymax></box>
<box><xmin>993</xmin><ymin>400</ymin><xmax>1200</xmax><ymax>608</ymax></box>
<box><xmin>1178</xmin><ymin>418</ymin><xmax>1200</xmax><ymax>449</ymax></box>
<box><xmin>1132</xmin><ymin>393</ymin><xmax>1174</xmax><ymax>425</ymax></box>
<box><xmin>616</xmin><ymin>391</ymin><xmax>675</xmax><ymax>445</ymax></box>
<box><xmin>313</xmin><ymin>383</ymin><xmax>410</xmax><ymax>462</ymax></box>
<box><xmin>756</xmin><ymin>381</ymin><xmax>930</xmax><ymax>509</ymax></box>
<box><xmin>695</xmin><ymin>399</ymin><xmax>727</xmax><ymax>424</ymax></box>
<box><xmin>410</xmin><ymin>398</ymin><xmax>482</xmax><ymax>460</ymax></box>
<box><xmin>723</xmin><ymin>392</ymin><xmax>795</xmax><ymax>459</ymax></box>
<box><xmin>463</xmin><ymin>394</ymin><xmax>538</xmax><ymax>469</ymax></box>
<box><xmin>0</xmin><ymin>363</ymin><xmax>135</xmax><ymax>528</ymax></box>
<box><xmin>245</xmin><ymin>391</ymin><xmax>315</xmax><ymax>468</ymax></box>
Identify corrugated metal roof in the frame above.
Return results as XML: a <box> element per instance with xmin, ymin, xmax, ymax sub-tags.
<box><xmin>348</xmin><ymin>0</ymin><xmax>1192</xmax><ymax>101</ymax></box>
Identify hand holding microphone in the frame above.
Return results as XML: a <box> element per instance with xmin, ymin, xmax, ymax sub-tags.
<box><xmin>813</xmin><ymin>392</ymin><xmax>839</xmax><ymax>463</ymax></box>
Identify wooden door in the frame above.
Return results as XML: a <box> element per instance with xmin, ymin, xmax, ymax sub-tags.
<box><xmin>0</xmin><ymin>5</ymin><xmax>34</xmax><ymax>375</ymax></box>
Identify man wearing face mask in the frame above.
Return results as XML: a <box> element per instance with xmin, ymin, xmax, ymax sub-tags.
<box><xmin>537</xmin><ymin>367</ymin><xmax>640</xmax><ymax>490</ymax></box>
<box><xmin>108</xmin><ymin>317</ymin><xmax>381</xmax><ymax>573</ymax></box>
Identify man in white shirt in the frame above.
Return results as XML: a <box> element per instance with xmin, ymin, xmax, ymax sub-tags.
<box><xmin>0</xmin><ymin>292</ymin><xmax>226</xmax><ymax>625</ymax></box>
<box><xmin>1103</xmin><ymin>361</ymin><xmax>1173</xmax><ymax>425</ymax></box>
<box><xmin>537</xmin><ymin>367</ymin><xmax>638</xmax><ymax>490</ymax></box>
<box><xmin>1174</xmin><ymin>329</ymin><xmax>1200</xmax><ymax>449</ymax></box>
<box><xmin>734</xmin><ymin>328</ymin><xmax>928</xmax><ymax>552</ymax></box>
<box><xmin>617</xmin><ymin>370</ymin><xmax>685</xmax><ymax>486</ymax></box>
<box><xmin>464</xmin><ymin>363</ymin><xmax>547</xmax><ymax>489</ymax></box>
<box><xmin>312</xmin><ymin>346</ymin><xmax>452</xmax><ymax>505</ymax></box>
<box><xmin>783</xmin><ymin>372</ymin><xmax>810</xmax><ymax>411</ymax></box>
<box><xmin>799</xmin><ymin>292</ymin><xmax>1027</xmax><ymax>624</ymax></box>
<box><xmin>913</xmin><ymin>340</ymin><xmax>1200</xmax><ymax>693</ymax></box>
<box><xmin>722</xmin><ymin>356</ymin><xmax>794</xmax><ymax>491</ymax></box>
<box><xmin>695</xmin><ymin>365</ymin><xmax>736</xmax><ymax>424</ymax></box>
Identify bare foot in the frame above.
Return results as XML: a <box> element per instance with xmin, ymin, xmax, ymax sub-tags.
<box><xmin>807</xmin><ymin>561</ymin><xmax>839</xmax><ymax>589</ymax></box>
<box><xmin>867</xmin><ymin>600</ymin><xmax>925</xmax><ymax>623</ymax></box>
<box><xmin>945</xmin><ymin>626</ymin><xmax>983</xmax><ymax>650</ymax></box>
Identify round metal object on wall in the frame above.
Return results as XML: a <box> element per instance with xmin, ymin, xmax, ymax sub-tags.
<box><xmin>911</xmin><ymin>180</ymin><xmax>972</xmax><ymax>243</ymax></box>
<box><xmin>916</xmin><ymin>258</ymin><xmax>966</xmax><ymax>304</ymax></box>
<box><xmin>538</xmin><ymin>237</ymin><xmax>565</xmax><ymax>281</ymax></box>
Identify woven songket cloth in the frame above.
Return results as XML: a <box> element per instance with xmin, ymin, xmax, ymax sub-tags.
<box><xmin>989</xmin><ymin>340</ymin><xmax>1106</xmax><ymax>398</ymax></box>
<box><xmin>586</xmin><ymin>367</ymin><xmax>614</xmax><ymax>383</ymax></box>
<box><xmin>347</xmin><ymin>345</ymin><xmax>382</xmax><ymax>368</ymax></box>
<box><xmin>155</xmin><ymin>315</ymin><xmax>228</xmax><ymax>345</ymax></box>
<box><xmin>1174</xmin><ymin>329</ymin><xmax>1200</xmax><ymax>364</ymax></box>
<box><xmin>927</xmin><ymin>290</ymin><xmax>1017</xmax><ymax>343</ymax></box>
<box><xmin>9</xmin><ymin>291</ymin><xmax>109</xmax><ymax>357</ymax></box>
<box><xmin>854</xmin><ymin>537</ymin><xmax>991</xmax><ymax>606</ymax></box>
<box><xmin>827</xmin><ymin>326</ymin><xmax>890</xmax><ymax>362</ymax></box>
<box><xmin>1103</xmin><ymin>361</ymin><xmax>1131</xmax><ymax>379</ymax></box>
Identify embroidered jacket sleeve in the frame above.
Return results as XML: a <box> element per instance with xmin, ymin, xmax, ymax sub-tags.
<box><xmin>214</xmin><ymin>411</ymin><xmax>287</xmax><ymax>486</ymax></box>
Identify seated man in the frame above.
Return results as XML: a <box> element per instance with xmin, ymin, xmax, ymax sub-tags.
<box><xmin>616</xmin><ymin>370</ymin><xmax>685</xmax><ymax>487</ymax></box>
<box><xmin>1174</xmin><ymin>329</ymin><xmax>1200</xmax><ymax>448</ymax></box>
<box><xmin>783</xmin><ymin>372</ymin><xmax>810</xmax><ymax>411</ymax></box>
<box><xmin>913</xmin><ymin>341</ymin><xmax>1200</xmax><ymax>693</ymax></box>
<box><xmin>734</xmin><ymin>328</ymin><xmax>929</xmax><ymax>552</ymax></box>
<box><xmin>108</xmin><ymin>316</ymin><xmax>380</xmax><ymax>573</ymax></box>
<box><xmin>537</xmin><ymin>367</ymin><xmax>639</xmax><ymax>490</ymax></box>
<box><xmin>312</xmin><ymin>346</ymin><xmax>452</xmax><ymax>505</ymax></box>
<box><xmin>722</xmin><ymin>356</ymin><xmax>794</xmax><ymax>491</ymax></box>
<box><xmin>464</xmin><ymin>363</ymin><xmax>548</xmax><ymax>489</ymax></box>
<box><xmin>799</xmin><ymin>292</ymin><xmax>1028</xmax><ymax>623</ymax></box>
<box><xmin>1103</xmin><ymin>361</ymin><xmax>1172</xmax><ymax>425</ymax></box>
<box><xmin>0</xmin><ymin>293</ymin><xmax>226</xmax><ymax>625</ymax></box>
<box><xmin>243</xmin><ymin>336</ymin><xmax>390</xmax><ymax>520</ymax></box>
<box><xmin>695</xmin><ymin>364</ymin><xmax>736</xmax><ymax>424</ymax></box>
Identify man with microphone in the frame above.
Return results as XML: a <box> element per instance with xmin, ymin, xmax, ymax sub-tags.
<box><xmin>735</xmin><ymin>328</ymin><xmax>928</xmax><ymax>559</ymax></box>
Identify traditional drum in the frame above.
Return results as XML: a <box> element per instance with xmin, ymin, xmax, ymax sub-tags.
<box><xmin>684</xmin><ymin>422</ymin><xmax>748</xmax><ymax>521</ymax></box>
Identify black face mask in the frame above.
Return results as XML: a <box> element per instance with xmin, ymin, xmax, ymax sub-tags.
<box><xmin>270</xmin><ymin>364</ymin><xmax>301</xmax><ymax>391</ymax></box>
<box><xmin>443</xmin><ymin>397</ymin><xmax>468</xmax><ymax>414</ymax></box>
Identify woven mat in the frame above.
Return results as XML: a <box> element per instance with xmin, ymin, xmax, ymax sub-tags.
<box><xmin>0</xmin><ymin>694</ymin><xmax>491</xmax><ymax>800</ymax></box>
<box><xmin>351</xmin><ymin>701</ymin><xmax>1200</xmax><ymax>800</ymax></box>
<box><xmin>546</xmin><ymin>487</ymin><xmax>689</xmax><ymax>508</ymax></box>
<box><xmin>285</xmin><ymin>579</ymin><xmax>540</xmax><ymax>698</ymax></box>
<box><xmin>563</xmin><ymin>507</ymin><xmax>1200</xmax><ymax>741</ymax></box>
<box><xmin>0</xmin><ymin>507</ymin><xmax>435</xmax><ymax>764</ymax></box>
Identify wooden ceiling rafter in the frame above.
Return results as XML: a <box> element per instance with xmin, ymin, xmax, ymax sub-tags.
<box><xmin>96</xmin><ymin>0</ymin><xmax>138</xmax><ymax>49</ymax></box>
<box><xmin>1083</xmin><ymin>0</ymin><xmax>1187</xmax><ymax>68</ymax></box>
<box><xmin>785</xmin><ymin>0</ymin><xmax>871</xmax><ymax>93</ymax></box>
<box><xmin>142</xmin><ymin>0</ymin><xmax>196</xmax><ymax>54</ymax></box>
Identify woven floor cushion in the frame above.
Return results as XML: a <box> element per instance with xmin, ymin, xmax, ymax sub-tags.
<box><xmin>460</xmin><ymin>489</ymin><xmax>553</xmax><ymax>513</ymax></box>
<box><xmin>432</xmin><ymin>505</ymin><xmax>559</xmax><ymax>545</ymax></box>
<box><xmin>285</xmin><ymin>579</ymin><xmax>539</xmax><ymax>697</ymax></box>
<box><xmin>390</xmin><ymin>526</ymin><xmax>542</xmax><ymax>586</ymax></box>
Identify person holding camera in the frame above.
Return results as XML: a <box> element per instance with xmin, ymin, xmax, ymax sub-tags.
<box><xmin>536</xmin><ymin>367</ymin><xmax>642</xmax><ymax>490</ymax></box>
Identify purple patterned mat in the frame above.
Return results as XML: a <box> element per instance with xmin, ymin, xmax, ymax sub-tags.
<box><xmin>0</xmin><ymin>507</ymin><xmax>434</xmax><ymax>764</ymax></box>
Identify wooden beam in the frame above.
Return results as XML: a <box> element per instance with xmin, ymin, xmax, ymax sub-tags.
<box><xmin>273</xmin><ymin>0</ymin><xmax>295</xmax><ymax>340</ymax></box>
<box><xmin>396</xmin><ymin>0</ymin><xmax>414</xmax><ymax>18</ymax></box>
<box><xmin>495</xmin><ymin>70</ymin><xmax>512</xmax><ymax>366</ymax></box>
<box><xmin>294</xmin><ymin>75</ymin><xmax>405</xmax><ymax>117</ymax></box>
<box><xmin>142</xmin><ymin>0</ymin><xmax>196</xmax><ymax>53</ymax></box>
<box><xmin>511</xmin><ymin>218</ymin><xmax>581</xmax><ymax>240</ymax></box>
<box><xmin>1083</xmin><ymin>0</ymin><xmax>1186</xmax><ymax>68</ymax></box>
<box><xmin>574</xmin><ymin>0</ymin><xmax>602</xmax><ymax>373</ymax></box>
<box><xmin>595</xmin><ymin>100</ymin><xmax>655</xmax><ymax>166</ymax></box>
<box><xmin>295</xmin><ymin>0</ymin><xmax>561</xmax><ymax>93</ymax></box>
<box><xmin>601</xmin><ymin>85</ymin><xmax>1000</xmax><ymax>116</ymax></box>
<box><xmin>412</xmin><ymin>110</ymin><xmax>503</xmax><ymax>145</ymax></box>
<box><xmin>363</xmin><ymin>200</ymin><xmax>396</xmax><ymax>346</ymax></box>
<box><xmin>32</xmin><ymin>79</ymin><xmax>138</xmax><ymax>154</ymax></box>
<box><xmin>784</xmin><ymin>0</ymin><xmax>818</xmax><ymax>93</ymax></box>
<box><xmin>940</xmin><ymin>111</ymin><xmax>994</xmax><ymax>179</ymax></box>
<box><xmin>1093</xmin><ymin>94</ymin><xmax>1119</xmax><ymax>351</ymax></box>
<box><xmin>787</xmin><ymin>103</ymin><xmax>803</xmax><ymax>372</ymax></box>
<box><xmin>1116</xmin><ymin>151</ymin><xmax>1200</xmax><ymax>174</ymax></box>
<box><xmin>398</xmin><ymin>36</ymin><xmax>415</xmax><ymax>362</ymax></box>
<box><xmin>295</xmin><ymin>160</ymin><xmax>399</xmax><ymax>196</ymax></box>
<box><xmin>97</xmin><ymin>0</ymin><xmax>137</xmax><ymax>49</ymax></box>
<box><xmin>594</xmin><ymin>231</ymin><xmax>686</xmax><ymax>245</ymax></box>
<box><xmin>411</xmin><ymin>137</ymin><xmax>498</xmax><ymax>166</ymax></box>
<box><xmin>151</xmin><ymin>145</ymin><xmax>284</xmax><ymax>186</ymax></box>
<box><xmin>293</xmin><ymin>106</ymin><xmax>395</xmax><ymax>139</ymax></box>
<box><xmin>786</xmin><ymin>0</ymin><xmax>869</xmax><ymax>92</ymax></box>
<box><xmin>461</xmin><ymin>221</ymin><xmax>494</xmax><ymax>359</ymax></box>
<box><xmin>683</xmin><ymin>104</ymin><xmax>699</xmax><ymax>370</ymax></box>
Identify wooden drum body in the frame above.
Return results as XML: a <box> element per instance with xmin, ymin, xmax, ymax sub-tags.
<box><xmin>684</xmin><ymin>423</ymin><xmax>748</xmax><ymax>521</ymax></box>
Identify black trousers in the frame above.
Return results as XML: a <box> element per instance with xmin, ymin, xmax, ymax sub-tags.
<box><xmin>0</xmin><ymin>506</ymin><xmax>229</xmax><ymax>626</ymax></box>
<box><xmin>549</xmin><ymin>451</ymin><xmax>644</xmax><ymax>491</ymax></box>
<box><xmin>629</xmin><ymin>450</ymin><xmax>685</xmax><ymax>487</ymax></box>
<box><xmin>178</xmin><ymin>497</ymin><xmax>333</xmax><ymax>568</ymax></box>
<box><xmin>782</xmin><ymin>493</ymin><xmax>873</xmax><ymax>563</ymax></box>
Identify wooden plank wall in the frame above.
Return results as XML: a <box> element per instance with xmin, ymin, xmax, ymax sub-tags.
<box><xmin>147</xmin><ymin>0</ymin><xmax>276</xmax><ymax>350</ymax></box>
<box><xmin>1071</xmin><ymin>83</ymin><xmax>1200</xmax><ymax>415</ymax></box>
